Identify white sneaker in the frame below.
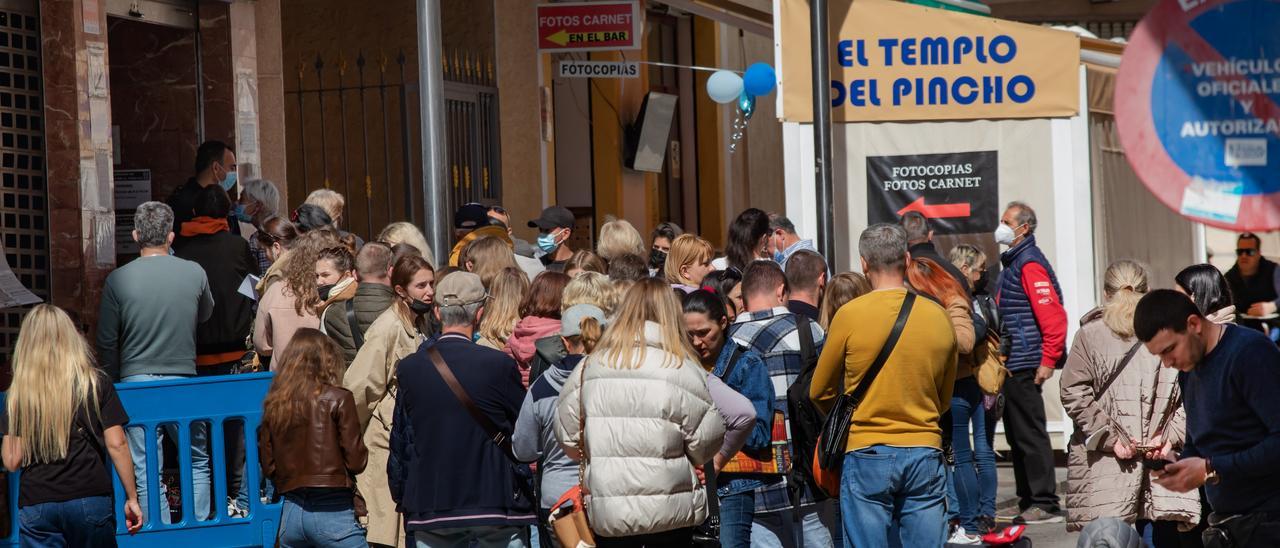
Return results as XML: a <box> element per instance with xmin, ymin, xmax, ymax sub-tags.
<box><xmin>947</xmin><ymin>526</ymin><xmax>983</xmax><ymax>546</ymax></box>
<box><xmin>227</xmin><ymin>497</ymin><xmax>248</xmax><ymax>519</ymax></box>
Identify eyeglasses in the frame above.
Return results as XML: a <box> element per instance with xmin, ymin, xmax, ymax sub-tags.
<box><xmin>1237</xmin><ymin>248</ymin><xmax>1259</xmax><ymax>257</ymax></box>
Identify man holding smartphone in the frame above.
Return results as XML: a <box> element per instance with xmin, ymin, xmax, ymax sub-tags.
<box><xmin>1136</xmin><ymin>290</ymin><xmax>1280</xmax><ymax>546</ymax></box>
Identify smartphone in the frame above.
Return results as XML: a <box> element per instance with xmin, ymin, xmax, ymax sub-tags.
<box><xmin>1143</xmin><ymin>459</ymin><xmax>1168</xmax><ymax>471</ymax></box>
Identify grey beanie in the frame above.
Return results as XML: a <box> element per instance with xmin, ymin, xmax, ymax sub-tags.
<box><xmin>561</xmin><ymin>304</ymin><xmax>606</xmax><ymax>337</ymax></box>
<box><xmin>1077</xmin><ymin>517</ymin><xmax>1142</xmax><ymax>548</ymax></box>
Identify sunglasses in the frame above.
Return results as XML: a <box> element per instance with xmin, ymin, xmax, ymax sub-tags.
<box><xmin>1237</xmin><ymin>248</ymin><xmax>1259</xmax><ymax>257</ymax></box>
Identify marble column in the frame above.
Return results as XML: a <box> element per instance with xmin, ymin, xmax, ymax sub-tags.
<box><xmin>42</xmin><ymin>0</ymin><xmax>116</xmax><ymax>327</ymax></box>
<box><xmin>255</xmin><ymin>0</ymin><xmax>287</xmax><ymax>207</ymax></box>
<box><xmin>198</xmin><ymin>0</ymin><xmax>235</xmax><ymax>144</ymax></box>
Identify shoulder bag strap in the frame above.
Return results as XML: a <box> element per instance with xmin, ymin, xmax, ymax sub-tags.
<box><xmin>577</xmin><ymin>358</ymin><xmax>589</xmax><ymax>488</ymax></box>
<box><xmin>1095</xmin><ymin>342</ymin><xmax>1143</xmax><ymax>402</ymax></box>
<box><xmin>848</xmin><ymin>292</ymin><xmax>917</xmax><ymax>403</ymax></box>
<box><xmin>797</xmin><ymin>314</ymin><xmax>815</xmax><ymax>368</ymax></box>
<box><xmin>345</xmin><ymin>299</ymin><xmax>365</xmax><ymax>349</ymax></box>
<box><xmin>426</xmin><ymin>346</ymin><xmax>516</xmax><ymax>462</ymax></box>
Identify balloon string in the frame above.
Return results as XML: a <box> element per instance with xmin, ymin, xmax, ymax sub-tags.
<box><xmin>633</xmin><ymin>60</ymin><xmax>742</xmax><ymax>74</ymax></box>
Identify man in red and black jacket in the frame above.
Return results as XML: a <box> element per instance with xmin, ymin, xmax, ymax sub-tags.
<box><xmin>994</xmin><ymin>201</ymin><xmax>1067</xmax><ymax>525</ymax></box>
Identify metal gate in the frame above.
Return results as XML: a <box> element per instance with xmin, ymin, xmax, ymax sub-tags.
<box><xmin>0</xmin><ymin>0</ymin><xmax>46</xmax><ymax>369</ymax></box>
<box><xmin>443</xmin><ymin>51</ymin><xmax>501</xmax><ymax>213</ymax></box>
<box><xmin>286</xmin><ymin>48</ymin><xmax>501</xmax><ymax>238</ymax></box>
<box><xmin>287</xmin><ymin>51</ymin><xmax>418</xmax><ymax>238</ymax></box>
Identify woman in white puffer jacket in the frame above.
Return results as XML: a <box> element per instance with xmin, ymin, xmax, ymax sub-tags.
<box><xmin>555</xmin><ymin>278</ymin><xmax>726</xmax><ymax>545</ymax></box>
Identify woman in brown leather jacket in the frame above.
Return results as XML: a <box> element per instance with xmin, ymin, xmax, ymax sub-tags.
<box><xmin>259</xmin><ymin>329</ymin><xmax>369</xmax><ymax>547</ymax></box>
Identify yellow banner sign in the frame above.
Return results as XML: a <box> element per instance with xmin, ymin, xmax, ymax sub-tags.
<box><xmin>780</xmin><ymin>0</ymin><xmax>1081</xmax><ymax>123</ymax></box>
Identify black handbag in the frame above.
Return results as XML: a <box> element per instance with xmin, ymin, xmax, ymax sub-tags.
<box><xmin>691</xmin><ymin>467</ymin><xmax>720</xmax><ymax>546</ymax></box>
<box><xmin>816</xmin><ymin>292</ymin><xmax>917</xmax><ymax>473</ymax></box>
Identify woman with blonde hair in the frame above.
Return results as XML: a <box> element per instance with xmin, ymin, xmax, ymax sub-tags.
<box><xmin>597</xmin><ymin>218</ymin><xmax>646</xmax><ymax>263</ymax></box>
<box><xmin>1061</xmin><ymin>260</ymin><xmax>1200</xmax><ymax>539</ymax></box>
<box><xmin>478</xmin><ymin>267</ymin><xmax>531</xmax><ymax>350</ymax></box>
<box><xmin>461</xmin><ymin>235</ymin><xmax>520</xmax><ymax>289</ymax></box>
<box><xmin>555</xmin><ymin>278</ymin><xmax>724</xmax><ymax>544</ymax></box>
<box><xmin>378</xmin><ymin>222</ymin><xmax>435</xmax><ymax>268</ymax></box>
<box><xmin>254</xmin><ymin>228</ymin><xmax>342</xmax><ymax>363</ymax></box>
<box><xmin>665</xmin><ymin>234</ymin><xmax>716</xmax><ymax>293</ymax></box>
<box><xmin>344</xmin><ymin>254</ymin><xmax>435</xmax><ymax>547</ymax></box>
<box><xmin>3</xmin><ymin>305</ymin><xmax>143</xmax><ymax>542</ymax></box>
<box><xmin>818</xmin><ymin>272</ymin><xmax>871</xmax><ymax>330</ymax></box>
<box><xmin>259</xmin><ymin>329</ymin><xmax>368</xmax><ymax>547</ymax></box>
<box><xmin>562</xmin><ymin>271</ymin><xmax>619</xmax><ymax>315</ymax></box>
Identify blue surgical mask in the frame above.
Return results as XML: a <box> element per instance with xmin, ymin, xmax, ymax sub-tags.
<box><xmin>220</xmin><ymin>171</ymin><xmax>238</xmax><ymax>191</ymax></box>
<box><xmin>773</xmin><ymin>250</ymin><xmax>786</xmax><ymax>264</ymax></box>
<box><xmin>232</xmin><ymin>204</ymin><xmax>253</xmax><ymax>223</ymax></box>
<box><xmin>536</xmin><ymin>232</ymin><xmax>560</xmax><ymax>253</ymax></box>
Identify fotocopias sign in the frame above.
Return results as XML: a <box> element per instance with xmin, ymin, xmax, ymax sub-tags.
<box><xmin>779</xmin><ymin>0</ymin><xmax>1080</xmax><ymax>122</ymax></box>
<box><xmin>1116</xmin><ymin>0</ymin><xmax>1280</xmax><ymax>231</ymax></box>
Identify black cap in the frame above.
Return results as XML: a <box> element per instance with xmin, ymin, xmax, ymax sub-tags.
<box><xmin>454</xmin><ymin>203</ymin><xmax>491</xmax><ymax>230</ymax></box>
<box><xmin>527</xmin><ymin>206</ymin><xmax>575</xmax><ymax>230</ymax></box>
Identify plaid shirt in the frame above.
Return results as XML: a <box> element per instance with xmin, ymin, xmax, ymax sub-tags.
<box><xmin>247</xmin><ymin>234</ymin><xmax>272</xmax><ymax>274</ymax></box>
<box><xmin>727</xmin><ymin>306</ymin><xmax>826</xmax><ymax>513</ymax></box>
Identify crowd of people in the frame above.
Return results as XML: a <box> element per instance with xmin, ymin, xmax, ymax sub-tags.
<box><xmin>3</xmin><ymin>140</ymin><xmax>1280</xmax><ymax>547</ymax></box>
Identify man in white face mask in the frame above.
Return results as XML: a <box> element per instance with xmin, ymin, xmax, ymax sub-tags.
<box><xmin>992</xmin><ymin>201</ymin><xmax>1068</xmax><ymax>526</ymax></box>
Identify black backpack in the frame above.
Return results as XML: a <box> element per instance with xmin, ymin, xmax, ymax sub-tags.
<box><xmin>784</xmin><ymin>315</ymin><xmax>829</xmax><ymax>503</ymax></box>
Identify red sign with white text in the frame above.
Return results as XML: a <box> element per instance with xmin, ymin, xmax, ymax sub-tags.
<box><xmin>537</xmin><ymin>2</ymin><xmax>641</xmax><ymax>52</ymax></box>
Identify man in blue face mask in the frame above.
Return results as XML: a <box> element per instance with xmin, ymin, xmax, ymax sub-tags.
<box><xmin>527</xmin><ymin>206</ymin><xmax>576</xmax><ymax>273</ymax></box>
<box><xmin>167</xmin><ymin>140</ymin><xmax>239</xmax><ymax>244</ymax></box>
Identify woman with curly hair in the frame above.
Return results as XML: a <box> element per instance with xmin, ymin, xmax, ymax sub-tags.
<box><xmin>254</xmin><ymin>228</ymin><xmax>342</xmax><ymax>365</ymax></box>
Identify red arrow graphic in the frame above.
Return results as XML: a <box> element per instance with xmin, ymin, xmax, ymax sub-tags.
<box><xmin>896</xmin><ymin>197</ymin><xmax>971</xmax><ymax>219</ymax></box>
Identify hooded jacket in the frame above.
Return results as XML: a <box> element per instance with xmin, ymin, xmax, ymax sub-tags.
<box><xmin>173</xmin><ymin>216</ymin><xmax>259</xmax><ymax>363</ymax></box>
<box><xmin>322</xmin><ymin>282</ymin><xmax>398</xmax><ymax>365</ymax></box>
<box><xmin>504</xmin><ymin>316</ymin><xmax>561</xmax><ymax>387</ymax></box>
<box><xmin>1060</xmin><ymin>308</ymin><xmax>1200</xmax><ymax>531</ymax></box>
<box><xmin>513</xmin><ymin>354</ymin><xmax>583</xmax><ymax>510</ymax></box>
<box><xmin>554</xmin><ymin>322</ymin><xmax>725</xmax><ymax>537</ymax></box>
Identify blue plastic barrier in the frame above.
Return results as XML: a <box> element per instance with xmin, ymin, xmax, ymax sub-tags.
<box><xmin>2</xmin><ymin>373</ymin><xmax>281</xmax><ymax>547</ymax></box>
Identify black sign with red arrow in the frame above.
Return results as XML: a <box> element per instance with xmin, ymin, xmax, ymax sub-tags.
<box><xmin>866</xmin><ymin>151</ymin><xmax>998</xmax><ymax>236</ymax></box>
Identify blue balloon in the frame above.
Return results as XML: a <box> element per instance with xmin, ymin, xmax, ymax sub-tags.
<box><xmin>743</xmin><ymin>63</ymin><xmax>777</xmax><ymax>96</ymax></box>
<box><xmin>738</xmin><ymin>92</ymin><xmax>756</xmax><ymax>120</ymax></box>
<box><xmin>706</xmin><ymin>70</ymin><xmax>743</xmax><ymax>104</ymax></box>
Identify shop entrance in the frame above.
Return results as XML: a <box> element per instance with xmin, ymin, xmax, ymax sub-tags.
<box><xmin>106</xmin><ymin>0</ymin><xmax>201</xmax><ymax>262</ymax></box>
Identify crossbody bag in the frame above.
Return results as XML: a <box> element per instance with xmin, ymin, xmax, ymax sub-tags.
<box><xmin>812</xmin><ymin>292</ymin><xmax>916</xmax><ymax>497</ymax></box>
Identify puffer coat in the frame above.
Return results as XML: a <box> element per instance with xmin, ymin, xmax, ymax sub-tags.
<box><xmin>554</xmin><ymin>321</ymin><xmax>725</xmax><ymax>538</ymax></box>
<box><xmin>1060</xmin><ymin>308</ymin><xmax>1201</xmax><ymax>532</ymax></box>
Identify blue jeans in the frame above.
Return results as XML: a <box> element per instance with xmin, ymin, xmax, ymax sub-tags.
<box><xmin>278</xmin><ymin>489</ymin><xmax>367</xmax><ymax>547</ymax></box>
<box><xmin>841</xmin><ymin>446</ymin><xmax>947</xmax><ymax>548</ymax></box>
<box><xmin>751</xmin><ymin>500</ymin><xmax>839</xmax><ymax>548</ymax></box>
<box><xmin>947</xmin><ymin>377</ymin><xmax>998</xmax><ymax>533</ymax></box>
<box><xmin>18</xmin><ymin>496</ymin><xmax>116</xmax><ymax>547</ymax></box>
<box><xmin>719</xmin><ymin>491</ymin><xmax>754</xmax><ymax>548</ymax></box>
<box><xmin>122</xmin><ymin>374</ymin><xmax>211</xmax><ymax>524</ymax></box>
<box><xmin>414</xmin><ymin>526</ymin><xmax>529</xmax><ymax>548</ymax></box>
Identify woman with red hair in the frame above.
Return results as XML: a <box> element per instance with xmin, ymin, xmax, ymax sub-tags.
<box><xmin>908</xmin><ymin>256</ymin><xmax>986</xmax><ymax>543</ymax></box>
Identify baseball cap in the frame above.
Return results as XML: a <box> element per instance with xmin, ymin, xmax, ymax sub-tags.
<box><xmin>561</xmin><ymin>304</ymin><xmax>606</xmax><ymax>337</ymax></box>
<box><xmin>527</xmin><ymin>206</ymin><xmax>575</xmax><ymax>230</ymax></box>
<box><xmin>435</xmin><ymin>272</ymin><xmax>487</xmax><ymax>308</ymax></box>
<box><xmin>454</xmin><ymin>203</ymin><xmax>492</xmax><ymax>230</ymax></box>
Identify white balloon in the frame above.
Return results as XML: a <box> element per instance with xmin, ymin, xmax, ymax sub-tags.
<box><xmin>706</xmin><ymin>70</ymin><xmax>743</xmax><ymax>104</ymax></box>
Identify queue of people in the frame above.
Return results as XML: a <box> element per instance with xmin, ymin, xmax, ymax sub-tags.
<box><xmin>6</xmin><ymin>143</ymin><xmax>1280</xmax><ymax>548</ymax></box>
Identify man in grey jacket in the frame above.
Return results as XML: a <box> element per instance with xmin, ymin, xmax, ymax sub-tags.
<box><xmin>97</xmin><ymin>201</ymin><xmax>214</xmax><ymax>524</ymax></box>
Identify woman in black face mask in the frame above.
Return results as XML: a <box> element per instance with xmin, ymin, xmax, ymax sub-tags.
<box><xmin>342</xmin><ymin>253</ymin><xmax>435</xmax><ymax>547</ymax></box>
<box><xmin>649</xmin><ymin>222</ymin><xmax>684</xmax><ymax>277</ymax></box>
